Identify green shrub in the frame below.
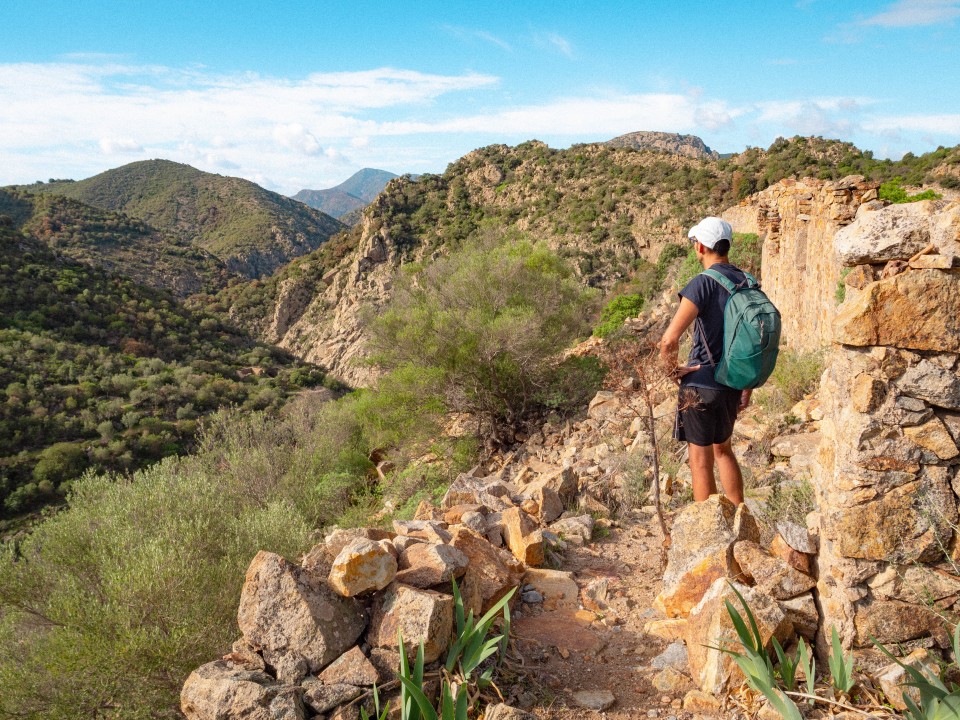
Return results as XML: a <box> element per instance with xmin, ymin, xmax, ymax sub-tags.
<box><xmin>594</xmin><ymin>293</ymin><xmax>644</xmax><ymax>337</ymax></box>
<box><xmin>880</xmin><ymin>177</ymin><xmax>943</xmax><ymax>204</ymax></box>
<box><xmin>770</xmin><ymin>349</ymin><xmax>824</xmax><ymax>405</ymax></box>
<box><xmin>0</xmin><ymin>462</ymin><xmax>312</xmax><ymax>719</ymax></box>
<box><xmin>369</xmin><ymin>234</ymin><xmax>599</xmax><ymax>443</ymax></box>
<box><xmin>730</xmin><ymin>232</ymin><xmax>762</xmax><ymax>279</ymax></box>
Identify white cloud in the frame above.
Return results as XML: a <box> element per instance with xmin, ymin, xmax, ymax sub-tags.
<box><xmin>99</xmin><ymin>137</ymin><xmax>143</xmax><ymax>154</ymax></box>
<box><xmin>440</xmin><ymin>25</ymin><xmax>512</xmax><ymax>51</ymax></box>
<box><xmin>534</xmin><ymin>32</ymin><xmax>574</xmax><ymax>58</ymax></box>
<box><xmin>864</xmin><ymin>113</ymin><xmax>960</xmax><ymax>135</ymax></box>
<box><xmin>860</xmin><ymin>0</ymin><xmax>960</xmax><ymax>26</ymax></box>
<box><xmin>273</xmin><ymin>123</ymin><xmax>322</xmax><ymax>155</ymax></box>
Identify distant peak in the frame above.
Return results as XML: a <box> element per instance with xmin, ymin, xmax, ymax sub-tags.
<box><xmin>605</xmin><ymin>131</ymin><xmax>719</xmax><ymax>160</ymax></box>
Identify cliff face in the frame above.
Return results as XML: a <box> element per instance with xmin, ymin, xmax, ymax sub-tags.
<box><xmin>739</xmin><ymin>186</ymin><xmax>960</xmax><ymax>653</ymax></box>
<box><xmin>605</xmin><ymin>131</ymin><xmax>720</xmax><ymax>160</ymax></box>
<box><xmin>723</xmin><ymin>176</ymin><xmax>879</xmax><ymax>351</ymax></box>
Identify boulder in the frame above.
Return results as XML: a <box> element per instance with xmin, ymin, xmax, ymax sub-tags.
<box><xmin>572</xmin><ymin>690</ymin><xmax>616</xmax><ymax>711</ymax></box>
<box><xmin>531</xmin><ymin>485</ymin><xmax>564</xmax><ymax>524</ymax></box>
<box><xmin>324</xmin><ymin>527</ymin><xmax>396</xmax><ymax>557</ymax></box>
<box><xmin>898</xmin><ymin>360</ymin><xmax>960</xmax><ymax>410</ymax></box>
<box><xmin>521</xmin><ymin>467</ymin><xmax>578</xmax><ymax>506</ymax></box>
<box><xmin>449</xmin><ymin>528</ymin><xmax>524</xmax><ymax>613</ymax></box>
<box><xmin>834</xmin><ymin>207</ymin><xmax>931</xmax><ymax>265</ymax></box>
<box><xmin>549</xmin><ymin>515</ymin><xmax>594</xmax><ymax>545</ymax></box>
<box><xmin>866</xmin><ymin>563</ymin><xmax>960</xmax><ymax>605</ymax></box>
<box><xmin>876</xmin><ymin>648</ymin><xmax>940</xmax><ymax>711</ymax></box>
<box><xmin>237</xmin><ymin>552</ymin><xmax>365</xmax><ymax>676</ymax></box>
<box><xmin>684</xmin><ymin>579</ymin><xmax>793</xmax><ymax>695</ymax></box>
<box><xmin>459</xmin><ymin>511</ymin><xmax>487</xmax><ymax>534</ymax></box>
<box><xmin>181</xmin><ymin>660</ymin><xmax>304</xmax><ymax>720</ymax></box>
<box><xmin>395</xmin><ymin>542</ymin><xmax>470</xmax><ymax>588</ymax></box>
<box><xmin>501</xmin><ymin>507</ymin><xmax>545</xmax><ymax>566</ymax></box>
<box><xmin>328</xmin><ymin>539</ymin><xmax>398</xmax><ymax>597</ymax></box>
<box><xmin>654</xmin><ymin>496</ymin><xmax>759</xmax><ymax>618</ymax></box>
<box><xmin>778</xmin><ymin>593</ymin><xmax>818</xmax><ymax>640</ymax></box>
<box><xmin>443</xmin><ymin>504</ymin><xmax>486</xmax><ymax>524</ymax></box>
<box><xmin>485</xmin><ymin>704</ymin><xmax>537</xmax><ymax>720</ymax></box>
<box><xmin>774</xmin><ymin>520</ymin><xmax>818</xmax><ymax>554</ymax></box>
<box><xmin>770</xmin><ymin>534</ymin><xmax>813</xmax><ymax>575</ymax></box>
<box><xmin>854</xmin><ymin>598</ymin><xmax>938</xmax><ymax>645</ymax></box>
<box><xmin>318</xmin><ymin>646</ymin><xmax>380</xmax><ymax>687</ymax></box>
<box><xmin>904</xmin><ymin>417</ymin><xmax>959</xmax><ymax>459</ymax></box>
<box><xmin>522</xmin><ymin>568</ymin><xmax>579</xmax><ymax>609</ymax></box>
<box><xmin>301</xmin><ymin>679</ymin><xmax>362</xmax><ymax>714</ymax></box>
<box><xmin>733</xmin><ymin>541</ymin><xmax>816</xmax><ymax>600</ymax></box>
<box><xmin>834</xmin><ymin>270</ymin><xmax>960</xmax><ymax>353</ymax></box>
<box><xmin>366</xmin><ymin>583</ymin><xmax>454</xmax><ymax>663</ymax></box>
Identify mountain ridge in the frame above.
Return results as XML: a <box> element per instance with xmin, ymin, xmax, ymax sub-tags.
<box><xmin>292</xmin><ymin>167</ymin><xmax>398</xmax><ymax>220</ymax></box>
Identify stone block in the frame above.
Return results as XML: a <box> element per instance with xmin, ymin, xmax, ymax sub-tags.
<box><xmin>181</xmin><ymin>660</ymin><xmax>304</xmax><ymax>720</ymax></box>
<box><xmin>448</xmin><ymin>527</ymin><xmax>524</xmax><ymax>613</ymax></box>
<box><xmin>366</xmin><ymin>583</ymin><xmax>454</xmax><ymax>664</ymax></box>
<box><xmin>328</xmin><ymin>539</ymin><xmax>398</xmax><ymax>597</ymax></box>
<box><xmin>501</xmin><ymin>507</ymin><xmax>545</xmax><ymax>566</ymax></box>
<box><xmin>522</xmin><ymin>568</ymin><xmax>579</xmax><ymax>609</ymax></box>
<box><xmin>318</xmin><ymin>646</ymin><xmax>380</xmax><ymax>687</ymax></box>
<box><xmin>395</xmin><ymin>542</ymin><xmax>469</xmax><ymax>588</ymax></box>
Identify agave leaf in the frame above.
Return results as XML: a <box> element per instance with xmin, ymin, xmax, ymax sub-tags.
<box><xmin>396</xmin><ymin>674</ymin><xmax>439</xmax><ymax>720</ymax></box>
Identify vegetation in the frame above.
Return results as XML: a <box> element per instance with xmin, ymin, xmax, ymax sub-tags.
<box><xmin>874</xmin><ymin>624</ymin><xmax>960</xmax><ymax>719</ymax></box>
<box><xmin>879</xmin><ymin>177</ymin><xmax>944</xmax><ymax>204</ymax></box>
<box><xmin>368</xmin><ymin>234</ymin><xmax>603</xmax><ymax>446</ymax></box>
<box><xmin>0</xmin><ymin>222</ymin><xmax>329</xmax><ymax>518</ymax></box>
<box><xmin>12</xmin><ymin>159</ymin><xmax>345</xmax><ymax>279</ymax></box>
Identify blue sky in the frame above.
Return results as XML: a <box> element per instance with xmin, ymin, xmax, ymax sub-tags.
<box><xmin>1</xmin><ymin>0</ymin><xmax>959</xmax><ymax>194</ymax></box>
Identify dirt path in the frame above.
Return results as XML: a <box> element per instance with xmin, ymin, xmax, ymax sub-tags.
<box><xmin>504</xmin><ymin>508</ymin><xmax>699</xmax><ymax>720</ymax></box>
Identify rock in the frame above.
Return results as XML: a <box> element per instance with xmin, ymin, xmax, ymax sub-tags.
<box><xmin>899</xmin><ymin>360</ymin><xmax>960</xmax><ymax>410</ymax></box>
<box><xmin>587</xmin><ymin>391</ymin><xmax>619</xmax><ymax>421</ymax></box>
<box><xmin>581</xmin><ymin>578</ymin><xmax>609</xmax><ymax>612</ymax></box>
<box><xmin>501</xmin><ymin>507</ymin><xmax>545</xmax><ymax>566</ymax></box>
<box><xmin>867</xmin><ymin>563</ymin><xmax>960</xmax><ymax>604</ymax></box>
<box><xmin>367</xmin><ymin>583</ymin><xmax>454</xmax><ymax>663</ymax></box>
<box><xmin>443</xmin><ymin>503</ymin><xmax>486</xmax><ymax>524</ymax></box>
<box><xmin>237</xmin><ymin>552</ymin><xmax>365</xmax><ymax>676</ymax></box>
<box><xmin>834</xmin><ymin>206</ymin><xmax>931</xmax><ymax>265</ymax></box>
<box><xmin>655</xmin><ymin>495</ymin><xmax>758</xmax><ymax>618</ymax></box>
<box><xmin>301</xmin><ymin>679</ymin><xmax>363</xmax><ymax>714</ymax></box>
<box><xmin>572</xmin><ymin>689</ymin><xmax>616</xmax><ymax>711</ymax></box>
<box><xmin>521</xmin><ymin>467</ymin><xmax>578</xmax><ymax>506</ymax></box>
<box><xmin>329</xmin><ymin>539</ymin><xmax>398</xmax><ymax>597</ymax></box>
<box><xmin>392</xmin><ymin>519</ymin><xmax>449</xmax><ymax>536</ymax></box>
<box><xmin>651</xmin><ymin>641</ymin><xmax>688</xmax><ymax>670</ymax></box>
<box><xmin>549</xmin><ymin>515</ymin><xmax>594</xmax><ymax>545</ymax></box>
<box><xmin>485</xmin><ymin>704</ymin><xmax>537</xmax><ymax>720</ymax></box>
<box><xmin>324</xmin><ymin>528</ymin><xmax>396</xmax><ymax>557</ymax></box>
<box><xmin>770</xmin><ymin>432</ymin><xmax>821</xmax><ymax>459</ymax></box>
<box><xmin>223</xmin><ymin>638</ymin><xmax>267</xmax><ymax>672</ymax></box>
<box><xmin>395</xmin><ymin>542</ymin><xmax>469</xmax><ymax>588</ymax></box>
<box><xmin>904</xmin><ymin>417</ymin><xmax>959</xmax><ymax>459</ymax></box>
<box><xmin>367</xmin><ymin>647</ymin><xmax>401</xmax><ymax>681</ymax></box>
<box><xmin>652</xmin><ymin>667</ymin><xmax>690</xmax><ymax>694</ymax></box>
<box><xmin>273</xmin><ymin>653</ymin><xmax>310</xmax><ymax>684</ymax></box>
<box><xmin>834</xmin><ymin>270</ymin><xmax>960</xmax><ymax>353</ymax></box>
<box><xmin>769</xmin><ymin>534</ymin><xmax>813</xmax><ymax>575</ymax></box>
<box><xmin>300</xmin><ymin>543</ymin><xmax>336</xmax><ymax>578</ymax></box>
<box><xmin>682</xmin><ymin>689</ymin><xmax>722</xmax><ymax>714</ymax></box>
<box><xmin>876</xmin><ymin>648</ymin><xmax>939</xmax><ymax>710</ymax></box>
<box><xmin>910</xmin><ymin>254</ymin><xmax>954</xmax><ymax>270</ymax></box>
<box><xmin>318</xmin><ymin>646</ymin><xmax>380</xmax><ymax>686</ymax></box>
<box><xmin>733</xmin><ymin>541</ymin><xmax>816</xmax><ymax>600</ymax></box>
<box><xmin>531</xmin><ymin>485</ymin><xmax>564</xmax><ymax>524</ymax></box>
<box><xmin>684</xmin><ymin>579</ymin><xmax>793</xmax><ymax>694</ymax></box>
<box><xmin>414</xmin><ymin>500</ymin><xmax>444</xmax><ymax>521</ymax></box>
<box><xmin>522</xmin><ymin>568</ymin><xmax>579</xmax><ymax>609</ymax></box>
<box><xmin>644</xmin><ymin>618</ymin><xmax>688</xmax><ymax>641</ymax></box>
<box><xmin>851</xmin><ymin>373</ymin><xmax>887</xmax><ymax>413</ymax></box>
<box><xmin>392</xmin><ymin>535</ymin><xmax>424</xmax><ymax>553</ymax></box>
<box><xmin>854</xmin><ymin>598</ymin><xmax>937</xmax><ymax>645</ymax></box>
<box><xmin>181</xmin><ymin>660</ymin><xmax>304</xmax><ymax>720</ymax></box>
<box><xmin>774</xmin><ymin>521</ymin><xmax>818</xmax><ymax>554</ymax></box>
<box><xmin>521</xmin><ymin>590</ymin><xmax>543</xmax><ymax>603</ymax></box>
<box><xmin>449</xmin><ymin>528</ymin><xmax>524</xmax><ymax>612</ymax></box>
<box><xmin>778</xmin><ymin>593</ymin><xmax>818</xmax><ymax>640</ymax></box>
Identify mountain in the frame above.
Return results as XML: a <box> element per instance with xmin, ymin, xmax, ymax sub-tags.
<box><xmin>0</xmin><ymin>216</ymin><xmax>331</xmax><ymax>519</ymax></box>
<box><xmin>14</xmin><ymin>160</ymin><xmax>346</xmax><ymax>278</ymax></box>
<box><xmin>0</xmin><ymin>188</ymin><xmax>234</xmax><ymax>297</ymax></box>
<box><xmin>605</xmin><ymin>130</ymin><xmax>720</xmax><ymax>159</ymax></box>
<box><xmin>217</xmin><ymin>136</ymin><xmax>960</xmax><ymax>386</ymax></box>
<box><xmin>292</xmin><ymin>168</ymin><xmax>398</xmax><ymax>221</ymax></box>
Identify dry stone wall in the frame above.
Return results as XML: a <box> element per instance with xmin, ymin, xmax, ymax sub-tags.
<box><xmin>723</xmin><ymin>176</ymin><xmax>878</xmax><ymax>352</ymax></box>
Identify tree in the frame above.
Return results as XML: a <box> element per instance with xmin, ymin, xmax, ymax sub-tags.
<box><xmin>368</xmin><ymin>233</ymin><xmax>599</xmax><ymax>447</ymax></box>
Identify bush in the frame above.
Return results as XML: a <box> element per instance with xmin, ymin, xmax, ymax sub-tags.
<box><xmin>368</xmin><ymin>234</ymin><xmax>599</xmax><ymax>444</ymax></box>
<box><xmin>879</xmin><ymin>177</ymin><xmax>942</xmax><ymax>204</ymax></box>
<box><xmin>770</xmin><ymin>349</ymin><xmax>824</xmax><ymax>405</ymax></box>
<box><xmin>0</xmin><ymin>462</ymin><xmax>312</xmax><ymax>719</ymax></box>
<box><xmin>594</xmin><ymin>293</ymin><xmax>644</xmax><ymax>337</ymax></box>
<box><xmin>32</xmin><ymin>442</ymin><xmax>87</xmax><ymax>486</ymax></box>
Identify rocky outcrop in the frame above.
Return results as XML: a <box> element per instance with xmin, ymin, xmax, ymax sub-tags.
<box><xmin>604</xmin><ymin>131</ymin><xmax>719</xmax><ymax>160</ymax></box>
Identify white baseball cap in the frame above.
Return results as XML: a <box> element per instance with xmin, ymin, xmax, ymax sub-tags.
<box><xmin>688</xmin><ymin>217</ymin><xmax>733</xmax><ymax>249</ymax></box>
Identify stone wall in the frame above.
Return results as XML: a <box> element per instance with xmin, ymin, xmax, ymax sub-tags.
<box><xmin>809</xmin><ymin>199</ymin><xmax>960</xmax><ymax>657</ymax></box>
<box><xmin>723</xmin><ymin>177</ymin><xmax>878</xmax><ymax>352</ymax></box>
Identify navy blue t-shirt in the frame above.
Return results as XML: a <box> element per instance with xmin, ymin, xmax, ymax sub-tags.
<box><xmin>677</xmin><ymin>262</ymin><xmax>747</xmax><ymax>390</ymax></box>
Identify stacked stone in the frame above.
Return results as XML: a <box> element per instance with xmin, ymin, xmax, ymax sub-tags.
<box><xmin>723</xmin><ymin>175</ymin><xmax>879</xmax><ymax>353</ymax></box>
<box><xmin>177</xmin><ymin>381</ymin><xmax>643</xmax><ymax>720</ymax></box>
<box><xmin>814</xmin><ymin>198</ymin><xmax>960</xmax><ymax>665</ymax></box>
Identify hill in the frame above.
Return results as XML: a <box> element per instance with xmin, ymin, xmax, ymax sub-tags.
<box><xmin>292</xmin><ymin>167</ymin><xmax>398</xmax><ymax>221</ymax></box>
<box><xmin>14</xmin><ymin>160</ymin><xmax>346</xmax><ymax>278</ymax></box>
<box><xmin>216</xmin><ymin>135</ymin><xmax>960</xmax><ymax>384</ymax></box>
<box><xmin>0</xmin><ymin>218</ymin><xmax>333</xmax><ymax>520</ymax></box>
<box><xmin>0</xmin><ymin>188</ymin><xmax>234</xmax><ymax>297</ymax></box>
<box><xmin>605</xmin><ymin>130</ymin><xmax>720</xmax><ymax>159</ymax></box>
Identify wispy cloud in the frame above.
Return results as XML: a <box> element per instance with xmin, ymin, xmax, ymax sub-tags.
<box><xmin>860</xmin><ymin>0</ymin><xmax>960</xmax><ymax>27</ymax></box>
<box><xmin>439</xmin><ymin>25</ymin><xmax>511</xmax><ymax>51</ymax></box>
<box><xmin>864</xmin><ymin>113</ymin><xmax>960</xmax><ymax>134</ymax></box>
<box><xmin>534</xmin><ymin>31</ymin><xmax>574</xmax><ymax>58</ymax></box>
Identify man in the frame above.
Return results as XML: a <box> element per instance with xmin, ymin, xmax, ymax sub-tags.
<box><xmin>658</xmin><ymin>216</ymin><xmax>752</xmax><ymax>506</ymax></box>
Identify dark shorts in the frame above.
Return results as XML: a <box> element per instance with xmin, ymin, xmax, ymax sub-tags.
<box><xmin>673</xmin><ymin>385</ymin><xmax>740</xmax><ymax>447</ymax></box>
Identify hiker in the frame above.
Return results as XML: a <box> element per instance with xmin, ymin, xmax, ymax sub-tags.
<box><xmin>658</xmin><ymin>217</ymin><xmax>779</xmax><ymax>506</ymax></box>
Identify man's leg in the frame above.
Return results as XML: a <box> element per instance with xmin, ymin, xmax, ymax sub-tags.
<box><xmin>688</xmin><ymin>442</ymin><xmax>718</xmax><ymax>501</ymax></box>
<box><xmin>713</xmin><ymin>438</ymin><xmax>744</xmax><ymax>505</ymax></box>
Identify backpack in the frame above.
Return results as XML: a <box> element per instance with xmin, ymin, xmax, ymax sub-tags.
<box><xmin>696</xmin><ymin>268</ymin><xmax>781</xmax><ymax>390</ymax></box>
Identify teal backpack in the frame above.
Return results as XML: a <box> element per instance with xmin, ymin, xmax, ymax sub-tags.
<box><xmin>696</xmin><ymin>268</ymin><xmax>781</xmax><ymax>390</ymax></box>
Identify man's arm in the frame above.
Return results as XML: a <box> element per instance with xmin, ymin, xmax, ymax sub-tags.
<box><xmin>659</xmin><ymin>296</ymin><xmax>700</xmax><ymax>376</ymax></box>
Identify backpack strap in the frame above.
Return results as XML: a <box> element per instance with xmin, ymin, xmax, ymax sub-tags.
<box><xmin>700</xmin><ymin>267</ymin><xmax>759</xmax><ymax>293</ymax></box>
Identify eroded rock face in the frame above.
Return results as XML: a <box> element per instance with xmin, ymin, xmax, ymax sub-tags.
<box><xmin>366</xmin><ymin>583</ymin><xmax>454</xmax><ymax>663</ymax></box>
<box><xmin>684</xmin><ymin>579</ymin><xmax>793</xmax><ymax>695</ymax></box>
<box><xmin>237</xmin><ymin>552</ymin><xmax>366</xmax><ymax>676</ymax></box>
<box><xmin>181</xmin><ymin>660</ymin><xmax>304</xmax><ymax>720</ymax></box>
<box><xmin>654</xmin><ymin>496</ymin><xmax>759</xmax><ymax>618</ymax></box>
<box><xmin>733</xmin><ymin>541</ymin><xmax>816</xmax><ymax>600</ymax></box>
<box><xmin>448</xmin><ymin>527</ymin><xmax>525</xmax><ymax>613</ymax></box>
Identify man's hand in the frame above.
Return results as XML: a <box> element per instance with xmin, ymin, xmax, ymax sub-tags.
<box><xmin>738</xmin><ymin>389</ymin><xmax>752</xmax><ymax>414</ymax></box>
<box><xmin>669</xmin><ymin>364</ymin><xmax>701</xmax><ymax>385</ymax></box>
<box><xmin>659</xmin><ymin>297</ymin><xmax>700</xmax><ymax>377</ymax></box>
